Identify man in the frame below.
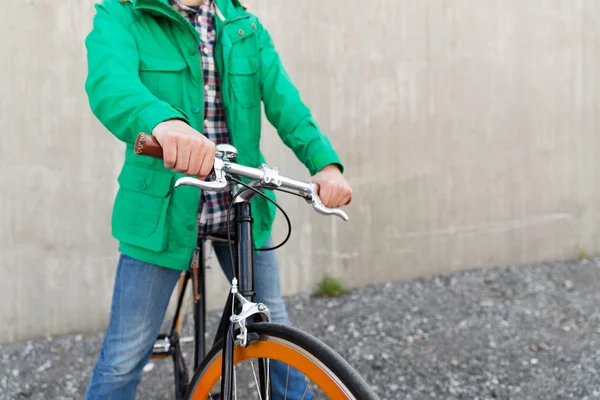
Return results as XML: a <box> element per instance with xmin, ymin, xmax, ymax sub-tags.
<box><xmin>84</xmin><ymin>0</ymin><xmax>352</xmax><ymax>398</ymax></box>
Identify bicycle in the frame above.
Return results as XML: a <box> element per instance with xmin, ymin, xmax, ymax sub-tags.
<box><xmin>135</xmin><ymin>133</ymin><xmax>378</xmax><ymax>400</ymax></box>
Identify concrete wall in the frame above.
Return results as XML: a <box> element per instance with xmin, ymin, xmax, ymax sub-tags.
<box><xmin>1</xmin><ymin>0</ymin><xmax>598</xmax><ymax>344</ymax></box>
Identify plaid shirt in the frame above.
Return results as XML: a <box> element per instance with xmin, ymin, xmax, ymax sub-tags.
<box><xmin>172</xmin><ymin>0</ymin><xmax>233</xmax><ymax>237</ymax></box>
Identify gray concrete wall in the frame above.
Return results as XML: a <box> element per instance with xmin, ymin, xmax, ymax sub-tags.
<box><xmin>1</xmin><ymin>0</ymin><xmax>599</xmax><ymax>344</ymax></box>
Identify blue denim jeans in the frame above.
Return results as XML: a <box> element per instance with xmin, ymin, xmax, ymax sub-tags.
<box><xmin>85</xmin><ymin>239</ymin><xmax>313</xmax><ymax>400</ymax></box>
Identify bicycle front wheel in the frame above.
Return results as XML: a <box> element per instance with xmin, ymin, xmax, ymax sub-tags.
<box><xmin>185</xmin><ymin>322</ymin><xmax>378</xmax><ymax>400</ymax></box>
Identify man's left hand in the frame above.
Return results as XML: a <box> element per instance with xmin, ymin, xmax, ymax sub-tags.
<box><xmin>310</xmin><ymin>165</ymin><xmax>353</xmax><ymax>208</ymax></box>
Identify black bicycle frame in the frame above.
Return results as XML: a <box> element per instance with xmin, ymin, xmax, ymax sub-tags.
<box><xmin>164</xmin><ymin>195</ymin><xmax>270</xmax><ymax>399</ymax></box>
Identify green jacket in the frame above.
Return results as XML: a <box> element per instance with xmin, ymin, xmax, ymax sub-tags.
<box><xmin>85</xmin><ymin>0</ymin><xmax>343</xmax><ymax>270</ymax></box>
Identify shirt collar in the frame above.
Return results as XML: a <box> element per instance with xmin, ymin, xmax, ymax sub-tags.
<box><xmin>171</xmin><ymin>0</ymin><xmax>214</xmax><ymax>7</ymax></box>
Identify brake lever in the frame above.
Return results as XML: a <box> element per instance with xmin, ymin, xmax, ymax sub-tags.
<box><xmin>308</xmin><ymin>183</ymin><xmax>349</xmax><ymax>221</ymax></box>
<box><xmin>174</xmin><ymin>158</ymin><xmax>228</xmax><ymax>192</ymax></box>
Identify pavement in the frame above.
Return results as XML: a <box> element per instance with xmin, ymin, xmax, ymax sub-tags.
<box><xmin>2</xmin><ymin>258</ymin><xmax>600</xmax><ymax>399</ymax></box>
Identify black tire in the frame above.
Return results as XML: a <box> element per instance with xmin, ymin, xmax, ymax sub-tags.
<box><xmin>184</xmin><ymin>322</ymin><xmax>379</xmax><ymax>400</ymax></box>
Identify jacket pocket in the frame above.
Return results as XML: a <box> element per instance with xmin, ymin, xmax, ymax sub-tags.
<box><xmin>112</xmin><ymin>164</ymin><xmax>174</xmax><ymax>251</ymax></box>
<box><xmin>139</xmin><ymin>54</ymin><xmax>187</xmax><ymax>106</ymax></box>
<box><xmin>229</xmin><ymin>56</ymin><xmax>260</xmax><ymax>109</ymax></box>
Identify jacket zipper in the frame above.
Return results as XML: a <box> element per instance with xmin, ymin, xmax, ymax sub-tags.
<box><xmin>217</xmin><ymin>14</ymin><xmax>251</xmax><ymax>148</ymax></box>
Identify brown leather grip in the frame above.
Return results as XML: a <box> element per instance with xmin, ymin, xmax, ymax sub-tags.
<box><xmin>135</xmin><ymin>133</ymin><xmax>163</xmax><ymax>159</ymax></box>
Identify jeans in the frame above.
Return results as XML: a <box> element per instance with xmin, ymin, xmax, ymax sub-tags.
<box><xmin>85</xmin><ymin>238</ymin><xmax>313</xmax><ymax>400</ymax></box>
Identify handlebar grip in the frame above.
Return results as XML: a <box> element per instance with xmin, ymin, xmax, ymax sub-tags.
<box><xmin>135</xmin><ymin>133</ymin><xmax>163</xmax><ymax>159</ymax></box>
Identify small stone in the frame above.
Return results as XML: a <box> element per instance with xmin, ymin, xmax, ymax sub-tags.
<box><xmin>530</xmin><ymin>358</ymin><xmax>539</xmax><ymax>365</ymax></box>
<box><xmin>564</xmin><ymin>280</ymin><xmax>574</xmax><ymax>290</ymax></box>
<box><xmin>75</xmin><ymin>335</ymin><xmax>83</xmax><ymax>342</ymax></box>
<box><xmin>36</xmin><ymin>361</ymin><xmax>51</xmax><ymax>373</ymax></box>
<box><xmin>389</xmin><ymin>384</ymin><xmax>399</xmax><ymax>391</ymax></box>
<box><xmin>480</xmin><ymin>300</ymin><xmax>494</xmax><ymax>307</ymax></box>
<box><xmin>326</xmin><ymin>325</ymin><xmax>335</xmax><ymax>333</ymax></box>
<box><xmin>364</xmin><ymin>354</ymin><xmax>374</xmax><ymax>361</ymax></box>
<box><xmin>143</xmin><ymin>363</ymin><xmax>155</xmax><ymax>372</ymax></box>
<box><xmin>489</xmin><ymin>341</ymin><xmax>497</xmax><ymax>349</ymax></box>
<box><xmin>12</xmin><ymin>369</ymin><xmax>19</xmax><ymax>377</ymax></box>
<box><xmin>451</xmin><ymin>359</ymin><xmax>460</xmax><ymax>366</ymax></box>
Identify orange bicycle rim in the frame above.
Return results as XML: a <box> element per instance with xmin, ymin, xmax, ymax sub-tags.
<box><xmin>189</xmin><ymin>339</ymin><xmax>351</xmax><ymax>399</ymax></box>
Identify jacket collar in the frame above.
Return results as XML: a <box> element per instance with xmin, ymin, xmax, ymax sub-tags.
<box><xmin>132</xmin><ymin>0</ymin><xmax>245</xmax><ymax>21</ymax></box>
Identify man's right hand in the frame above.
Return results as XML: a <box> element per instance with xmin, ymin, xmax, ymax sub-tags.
<box><xmin>152</xmin><ymin>119</ymin><xmax>216</xmax><ymax>180</ymax></box>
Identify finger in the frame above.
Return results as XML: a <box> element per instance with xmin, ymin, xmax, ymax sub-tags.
<box><xmin>329</xmin><ymin>184</ymin><xmax>345</xmax><ymax>208</ymax></box>
<box><xmin>175</xmin><ymin>135</ymin><xmax>191</xmax><ymax>173</ymax></box>
<box><xmin>324</xmin><ymin>180</ymin><xmax>343</xmax><ymax>208</ymax></box>
<box><xmin>198</xmin><ymin>142</ymin><xmax>216</xmax><ymax>179</ymax></box>
<box><xmin>338</xmin><ymin>186</ymin><xmax>352</xmax><ymax>206</ymax></box>
<box><xmin>319</xmin><ymin>182</ymin><xmax>333</xmax><ymax>207</ymax></box>
<box><xmin>162</xmin><ymin>132</ymin><xmax>177</xmax><ymax>169</ymax></box>
<box><xmin>194</xmin><ymin>151</ymin><xmax>208</xmax><ymax>180</ymax></box>
<box><xmin>344</xmin><ymin>188</ymin><xmax>353</xmax><ymax>205</ymax></box>
<box><xmin>187</xmin><ymin>138</ymin><xmax>203</xmax><ymax>176</ymax></box>
<box><xmin>341</xmin><ymin>192</ymin><xmax>352</xmax><ymax>206</ymax></box>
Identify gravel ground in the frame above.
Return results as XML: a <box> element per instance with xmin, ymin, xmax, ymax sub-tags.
<box><xmin>3</xmin><ymin>259</ymin><xmax>600</xmax><ymax>400</ymax></box>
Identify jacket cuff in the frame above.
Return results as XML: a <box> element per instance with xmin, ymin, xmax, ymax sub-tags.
<box><xmin>308</xmin><ymin>151</ymin><xmax>344</xmax><ymax>176</ymax></box>
<box><xmin>137</xmin><ymin>102</ymin><xmax>189</xmax><ymax>140</ymax></box>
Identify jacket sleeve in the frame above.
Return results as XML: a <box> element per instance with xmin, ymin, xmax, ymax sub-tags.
<box><xmin>85</xmin><ymin>1</ymin><xmax>187</xmax><ymax>145</ymax></box>
<box><xmin>257</xmin><ymin>22</ymin><xmax>344</xmax><ymax>175</ymax></box>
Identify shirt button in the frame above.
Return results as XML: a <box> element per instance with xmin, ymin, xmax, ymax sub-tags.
<box><xmin>139</xmin><ymin>181</ymin><xmax>147</xmax><ymax>191</ymax></box>
<box><xmin>203</xmin><ymin>47</ymin><xmax>209</xmax><ymax>55</ymax></box>
<box><xmin>204</xmin><ymin>119</ymin><xmax>209</xmax><ymax>125</ymax></box>
<box><xmin>204</xmin><ymin>84</ymin><xmax>210</xmax><ymax>91</ymax></box>
<box><xmin>191</xmin><ymin>106</ymin><xmax>200</xmax><ymax>114</ymax></box>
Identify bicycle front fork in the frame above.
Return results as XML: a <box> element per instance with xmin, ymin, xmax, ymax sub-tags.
<box><xmin>219</xmin><ymin>278</ymin><xmax>271</xmax><ymax>399</ymax></box>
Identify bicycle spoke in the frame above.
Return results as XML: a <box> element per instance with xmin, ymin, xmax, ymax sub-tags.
<box><xmin>266</xmin><ymin>359</ymin><xmax>271</xmax><ymax>400</ymax></box>
<box><xmin>284</xmin><ymin>365</ymin><xmax>290</xmax><ymax>400</ymax></box>
<box><xmin>301</xmin><ymin>378</ymin><xmax>311</xmax><ymax>400</ymax></box>
<box><xmin>233</xmin><ymin>364</ymin><xmax>237</xmax><ymax>400</ymax></box>
<box><xmin>250</xmin><ymin>359</ymin><xmax>264</xmax><ymax>400</ymax></box>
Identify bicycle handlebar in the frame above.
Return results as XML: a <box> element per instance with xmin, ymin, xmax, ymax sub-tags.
<box><xmin>134</xmin><ymin>133</ymin><xmax>349</xmax><ymax>221</ymax></box>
